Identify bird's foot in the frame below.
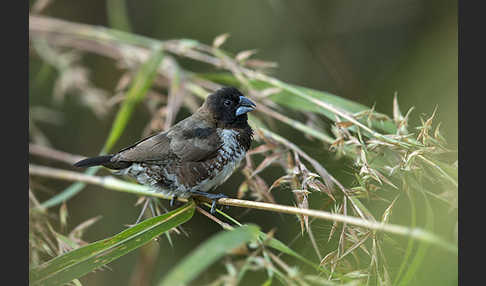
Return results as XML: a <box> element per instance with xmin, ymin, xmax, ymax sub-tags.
<box><xmin>190</xmin><ymin>190</ymin><xmax>228</xmax><ymax>214</ymax></box>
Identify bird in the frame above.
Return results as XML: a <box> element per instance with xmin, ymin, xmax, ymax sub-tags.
<box><xmin>74</xmin><ymin>86</ymin><xmax>256</xmax><ymax>216</ymax></box>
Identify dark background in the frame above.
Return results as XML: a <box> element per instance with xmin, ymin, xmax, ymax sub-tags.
<box><xmin>29</xmin><ymin>1</ymin><xmax>457</xmax><ymax>285</ymax></box>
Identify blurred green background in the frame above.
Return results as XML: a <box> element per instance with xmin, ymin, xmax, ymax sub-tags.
<box><xmin>29</xmin><ymin>0</ymin><xmax>457</xmax><ymax>285</ymax></box>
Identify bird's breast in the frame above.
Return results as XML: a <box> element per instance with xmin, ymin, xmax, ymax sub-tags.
<box><xmin>121</xmin><ymin>129</ymin><xmax>248</xmax><ymax>197</ymax></box>
<box><xmin>194</xmin><ymin>129</ymin><xmax>246</xmax><ymax>191</ymax></box>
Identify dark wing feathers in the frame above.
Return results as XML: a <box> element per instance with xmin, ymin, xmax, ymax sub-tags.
<box><xmin>73</xmin><ymin>155</ymin><xmax>113</xmax><ymax>167</ymax></box>
<box><xmin>111</xmin><ymin>119</ymin><xmax>221</xmax><ymax>165</ymax></box>
<box><xmin>169</xmin><ymin>129</ymin><xmax>221</xmax><ymax>162</ymax></box>
<box><xmin>113</xmin><ymin>132</ymin><xmax>171</xmax><ymax>162</ymax></box>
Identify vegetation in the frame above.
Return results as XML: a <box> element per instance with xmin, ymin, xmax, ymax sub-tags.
<box><xmin>29</xmin><ymin>3</ymin><xmax>457</xmax><ymax>286</ymax></box>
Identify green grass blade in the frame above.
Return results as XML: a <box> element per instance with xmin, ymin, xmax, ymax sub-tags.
<box><xmin>106</xmin><ymin>0</ymin><xmax>132</xmax><ymax>32</ymax></box>
<box><xmin>396</xmin><ymin>189</ymin><xmax>434</xmax><ymax>286</ymax></box>
<box><xmin>259</xmin><ymin>232</ymin><xmax>320</xmax><ymax>270</ymax></box>
<box><xmin>30</xmin><ymin>201</ymin><xmax>195</xmax><ymax>286</ymax></box>
<box><xmin>207</xmin><ymin>203</ymin><xmax>332</xmax><ymax>278</ymax></box>
<box><xmin>207</xmin><ymin>203</ymin><xmax>323</xmax><ymax>271</ymax></box>
<box><xmin>102</xmin><ymin>46</ymin><xmax>164</xmax><ymax>153</ymax></box>
<box><xmin>37</xmin><ymin>167</ymin><xmax>100</xmax><ymax>209</ymax></box>
<box><xmin>38</xmin><ymin>47</ymin><xmax>164</xmax><ymax>209</ymax></box>
<box><xmin>393</xmin><ymin>183</ymin><xmax>417</xmax><ymax>285</ymax></box>
<box><xmin>158</xmin><ymin>224</ymin><xmax>260</xmax><ymax>286</ymax></box>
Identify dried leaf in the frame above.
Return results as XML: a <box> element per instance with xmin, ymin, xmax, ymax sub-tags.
<box><xmin>397</xmin><ymin>106</ymin><xmax>415</xmax><ymax>135</ymax></box>
<box><xmin>417</xmin><ymin>106</ymin><xmax>437</xmax><ymax>143</ymax></box>
<box><xmin>247</xmin><ymin>174</ymin><xmax>275</xmax><ymax>203</ymax></box>
<box><xmin>381</xmin><ymin>195</ymin><xmax>400</xmax><ymax>223</ymax></box>
<box><xmin>307</xmin><ymin>180</ymin><xmax>336</xmax><ymax>202</ymax></box>
<box><xmin>336</xmin><ymin>121</ymin><xmax>354</xmax><ymax>128</ymax></box>
<box><xmin>336</xmin><ymin>232</ymin><xmax>371</xmax><ymax>263</ymax></box>
<box><xmin>374</xmin><ymin>169</ymin><xmax>398</xmax><ymax>189</ymax></box>
<box><xmin>244</xmin><ymin>59</ymin><xmax>278</xmax><ymax>69</ymax></box>
<box><xmin>212</xmin><ymin>33</ymin><xmax>230</xmax><ymax>48</ymax></box>
<box><xmin>392</xmin><ymin>92</ymin><xmax>403</xmax><ymax>123</ymax></box>
<box><xmin>434</xmin><ymin>122</ymin><xmax>445</xmax><ymax>142</ymax></box>
<box><xmin>293</xmin><ymin>190</ymin><xmax>310</xmax><ymax>235</ymax></box>
<box><xmin>114</xmin><ymin>72</ymin><xmax>133</xmax><ymax>92</ymax></box>
<box><xmin>69</xmin><ymin>216</ymin><xmax>102</xmax><ymax>241</ymax></box>
<box><xmin>330</xmin><ymin>137</ymin><xmax>345</xmax><ymax>150</ymax></box>
<box><xmin>235</xmin><ymin>49</ymin><xmax>258</xmax><ymax>62</ymax></box>
<box><xmin>59</xmin><ymin>202</ymin><xmax>68</xmax><ymax>232</ymax></box>
<box><xmin>246</xmin><ymin>144</ymin><xmax>273</xmax><ymax>156</ymax></box>
<box><xmin>268</xmin><ymin>175</ymin><xmax>292</xmax><ymax>193</ymax></box>
<box><xmin>237</xmin><ymin>181</ymin><xmax>248</xmax><ymax>199</ymax></box>
<box><xmin>328</xmin><ymin>221</ymin><xmax>338</xmax><ymax>242</ymax></box>
<box><xmin>251</xmin><ymin>153</ymin><xmax>281</xmax><ymax>177</ymax></box>
<box><xmin>228</xmin><ymin>244</ymin><xmax>249</xmax><ymax>256</ymax></box>
<box><xmin>135</xmin><ymin>196</ymin><xmax>147</xmax><ymax>206</ymax></box>
<box><xmin>320</xmin><ymin>250</ymin><xmax>337</xmax><ymax>266</ymax></box>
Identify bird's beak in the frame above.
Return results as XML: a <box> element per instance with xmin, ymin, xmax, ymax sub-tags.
<box><xmin>235</xmin><ymin>96</ymin><xmax>256</xmax><ymax>116</ymax></box>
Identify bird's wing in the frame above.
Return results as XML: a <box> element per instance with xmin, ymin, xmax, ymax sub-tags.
<box><xmin>112</xmin><ymin>123</ymin><xmax>221</xmax><ymax>163</ymax></box>
<box><xmin>169</xmin><ymin>127</ymin><xmax>221</xmax><ymax>162</ymax></box>
<box><xmin>112</xmin><ymin>132</ymin><xmax>172</xmax><ymax>163</ymax></box>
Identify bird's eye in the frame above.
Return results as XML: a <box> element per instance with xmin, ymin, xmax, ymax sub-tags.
<box><xmin>223</xmin><ymin>99</ymin><xmax>232</xmax><ymax>107</ymax></box>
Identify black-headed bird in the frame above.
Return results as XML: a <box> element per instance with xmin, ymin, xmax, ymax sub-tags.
<box><xmin>74</xmin><ymin>87</ymin><xmax>255</xmax><ymax>216</ymax></box>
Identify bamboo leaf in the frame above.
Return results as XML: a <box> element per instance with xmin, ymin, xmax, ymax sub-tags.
<box><xmin>38</xmin><ymin>167</ymin><xmax>100</xmax><ymax>209</ymax></box>
<box><xmin>393</xmin><ymin>180</ymin><xmax>417</xmax><ymax>285</ymax></box>
<box><xmin>396</xmin><ymin>188</ymin><xmax>434</xmax><ymax>286</ymax></box>
<box><xmin>197</xmin><ymin>73</ymin><xmax>397</xmax><ymax>134</ymax></box>
<box><xmin>258</xmin><ymin>232</ymin><xmax>325</xmax><ymax>273</ymax></box>
<box><xmin>103</xmin><ymin>46</ymin><xmax>164</xmax><ymax>153</ymax></box>
<box><xmin>106</xmin><ymin>0</ymin><xmax>132</xmax><ymax>32</ymax></box>
<box><xmin>212</xmin><ymin>33</ymin><xmax>230</xmax><ymax>48</ymax></box>
<box><xmin>209</xmin><ymin>206</ymin><xmax>323</xmax><ymax>272</ymax></box>
<box><xmin>38</xmin><ymin>47</ymin><xmax>164</xmax><ymax>210</ymax></box>
<box><xmin>30</xmin><ymin>201</ymin><xmax>195</xmax><ymax>286</ymax></box>
<box><xmin>158</xmin><ymin>224</ymin><xmax>260</xmax><ymax>286</ymax></box>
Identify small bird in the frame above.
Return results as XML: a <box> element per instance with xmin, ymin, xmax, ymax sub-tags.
<box><xmin>74</xmin><ymin>87</ymin><xmax>255</xmax><ymax>215</ymax></box>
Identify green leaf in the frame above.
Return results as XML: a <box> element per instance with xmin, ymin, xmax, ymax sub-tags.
<box><xmin>197</xmin><ymin>73</ymin><xmax>397</xmax><ymax>134</ymax></box>
<box><xmin>206</xmin><ymin>203</ymin><xmax>323</xmax><ymax>272</ymax></box>
<box><xmin>106</xmin><ymin>0</ymin><xmax>132</xmax><ymax>32</ymax></box>
<box><xmin>103</xmin><ymin>46</ymin><xmax>164</xmax><ymax>153</ymax></box>
<box><xmin>38</xmin><ymin>167</ymin><xmax>100</xmax><ymax>209</ymax></box>
<box><xmin>259</xmin><ymin>232</ymin><xmax>320</xmax><ymax>271</ymax></box>
<box><xmin>38</xmin><ymin>47</ymin><xmax>164</xmax><ymax>210</ymax></box>
<box><xmin>30</xmin><ymin>201</ymin><xmax>195</xmax><ymax>286</ymax></box>
<box><xmin>261</xmin><ymin>276</ymin><xmax>273</xmax><ymax>286</ymax></box>
<box><xmin>393</xmin><ymin>180</ymin><xmax>417</xmax><ymax>286</ymax></box>
<box><xmin>158</xmin><ymin>224</ymin><xmax>260</xmax><ymax>286</ymax></box>
<box><xmin>396</xmin><ymin>190</ymin><xmax>434</xmax><ymax>286</ymax></box>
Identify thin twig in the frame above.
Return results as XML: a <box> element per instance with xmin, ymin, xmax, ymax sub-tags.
<box><xmin>29</xmin><ymin>143</ymin><xmax>85</xmax><ymax>165</ymax></box>
<box><xmin>28</xmin><ymin>164</ymin><xmax>457</xmax><ymax>254</ymax></box>
<box><xmin>195</xmin><ymin>206</ymin><xmax>232</xmax><ymax>230</ymax></box>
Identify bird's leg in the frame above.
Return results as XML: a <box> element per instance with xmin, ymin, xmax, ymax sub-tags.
<box><xmin>170</xmin><ymin>196</ymin><xmax>178</xmax><ymax>207</ymax></box>
<box><xmin>190</xmin><ymin>190</ymin><xmax>228</xmax><ymax>214</ymax></box>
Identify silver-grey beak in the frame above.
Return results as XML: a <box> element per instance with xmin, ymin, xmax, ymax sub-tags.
<box><xmin>235</xmin><ymin>96</ymin><xmax>256</xmax><ymax>116</ymax></box>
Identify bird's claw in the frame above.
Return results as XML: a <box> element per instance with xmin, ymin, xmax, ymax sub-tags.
<box><xmin>210</xmin><ymin>200</ymin><xmax>217</xmax><ymax>214</ymax></box>
<box><xmin>190</xmin><ymin>190</ymin><xmax>228</xmax><ymax>214</ymax></box>
<box><xmin>210</xmin><ymin>198</ymin><xmax>229</xmax><ymax>214</ymax></box>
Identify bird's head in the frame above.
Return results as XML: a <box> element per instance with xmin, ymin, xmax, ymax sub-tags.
<box><xmin>201</xmin><ymin>87</ymin><xmax>256</xmax><ymax>128</ymax></box>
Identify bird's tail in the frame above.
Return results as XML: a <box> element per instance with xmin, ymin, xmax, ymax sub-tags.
<box><xmin>73</xmin><ymin>155</ymin><xmax>114</xmax><ymax>168</ymax></box>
